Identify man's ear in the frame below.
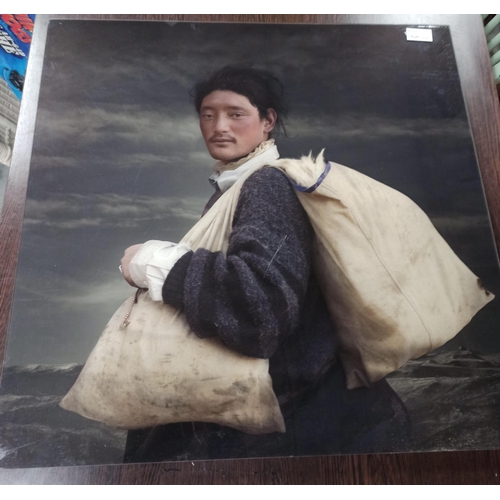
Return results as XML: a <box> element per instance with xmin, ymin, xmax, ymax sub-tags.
<box><xmin>264</xmin><ymin>108</ymin><xmax>277</xmax><ymax>133</ymax></box>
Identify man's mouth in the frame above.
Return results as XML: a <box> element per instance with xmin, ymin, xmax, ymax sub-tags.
<box><xmin>211</xmin><ymin>138</ymin><xmax>235</xmax><ymax>144</ymax></box>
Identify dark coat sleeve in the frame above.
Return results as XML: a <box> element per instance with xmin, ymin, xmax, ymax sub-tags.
<box><xmin>162</xmin><ymin>166</ymin><xmax>313</xmax><ymax>359</ymax></box>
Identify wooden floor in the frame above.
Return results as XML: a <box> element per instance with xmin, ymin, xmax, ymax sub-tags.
<box><xmin>1</xmin><ymin>14</ymin><xmax>500</xmax><ymax>484</ymax></box>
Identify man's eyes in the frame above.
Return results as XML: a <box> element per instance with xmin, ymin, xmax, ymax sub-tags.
<box><xmin>201</xmin><ymin>112</ymin><xmax>244</xmax><ymax>119</ymax></box>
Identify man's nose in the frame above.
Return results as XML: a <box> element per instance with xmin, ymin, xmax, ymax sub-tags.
<box><xmin>213</xmin><ymin>115</ymin><xmax>230</xmax><ymax>133</ymax></box>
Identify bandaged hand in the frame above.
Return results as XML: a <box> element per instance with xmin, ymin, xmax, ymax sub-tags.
<box><xmin>120</xmin><ymin>244</ymin><xmax>144</xmax><ymax>287</ymax></box>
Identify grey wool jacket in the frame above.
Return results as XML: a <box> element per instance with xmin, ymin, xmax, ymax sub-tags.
<box><xmin>162</xmin><ymin>166</ymin><xmax>338</xmax><ymax>400</ymax></box>
<box><xmin>131</xmin><ymin>165</ymin><xmax>413</xmax><ymax>459</ymax></box>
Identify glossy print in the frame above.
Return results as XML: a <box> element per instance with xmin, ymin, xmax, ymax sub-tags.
<box><xmin>1</xmin><ymin>19</ymin><xmax>500</xmax><ymax>469</ymax></box>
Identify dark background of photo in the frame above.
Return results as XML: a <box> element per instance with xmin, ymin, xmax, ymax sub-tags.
<box><xmin>0</xmin><ymin>15</ymin><xmax>500</xmax><ymax>481</ymax></box>
<box><xmin>4</xmin><ymin>21</ymin><xmax>500</xmax><ymax>367</ymax></box>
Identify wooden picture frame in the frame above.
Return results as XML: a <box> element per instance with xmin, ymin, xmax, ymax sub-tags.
<box><xmin>1</xmin><ymin>14</ymin><xmax>500</xmax><ymax>484</ymax></box>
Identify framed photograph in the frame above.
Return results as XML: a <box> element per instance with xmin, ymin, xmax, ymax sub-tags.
<box><xmin>1</xmin><ymin>17</ymin><xmax>500</xmax><ymax>470</ymax></box>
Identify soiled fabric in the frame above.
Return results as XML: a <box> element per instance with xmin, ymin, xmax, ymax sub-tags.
<box><xmin>124</xmin><ymin>167</ymin><xmax>411</xmax><ymax>462</ymax></box>
<box><xmin>272</xmin><ymin>153</ymin><xmax>494</xmax><ymax>388</ymax></box>
<box><xmin>60</xmin><ymin>163</ymin><xmax>287</xmax><ymax>434</ymax></box>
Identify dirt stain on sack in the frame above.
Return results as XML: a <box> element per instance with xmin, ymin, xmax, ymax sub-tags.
<box><xmin>213</xmin><ymin>381</ymin><xmax>251</xmax><ymax>397</ymax></box>
<box><xmin>477</xmin><ymin>278</ymin><xmax>492</xmax><ymax>296</ymax></box>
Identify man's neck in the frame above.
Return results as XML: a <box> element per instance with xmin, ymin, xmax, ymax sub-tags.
<box><xmin>213</xmin><ymin>139</ymin><xmax>276</xmax><ymax>174</ymax></box>
<box><xmin>209</xmin><ymin>140</ymin><xmax>280</xmax><ymax>194</ymax></box>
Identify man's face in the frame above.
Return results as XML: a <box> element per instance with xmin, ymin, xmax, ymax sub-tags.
<box><xmin>199</xmin><ymin>90</ymin><xmax>276</xmax><ymax>164</ymax></box>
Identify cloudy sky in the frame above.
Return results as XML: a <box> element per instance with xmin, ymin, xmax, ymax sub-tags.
<box><xmin>4</xmin><ymin>21</ymin><xmax>500</xmax><ymax>366</ymax></box>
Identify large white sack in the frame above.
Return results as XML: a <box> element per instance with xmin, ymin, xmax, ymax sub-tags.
<box><xmin>271</xmin><ymin>152</ymin><xmax>494</xmax><ymax>389</ymax></box>
<box><xmin>60</xmin><ymin>163</ymin><xmax>285</xmax><ymax>434</ymax></box>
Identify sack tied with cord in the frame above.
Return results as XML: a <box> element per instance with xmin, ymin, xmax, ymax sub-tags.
<box><xmin>270</xmin><ymin>151</ymin><xmax>494</xmax><ymax>389</ymax></box>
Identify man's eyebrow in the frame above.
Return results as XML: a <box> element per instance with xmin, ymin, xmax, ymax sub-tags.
<box><xmin>200</xmin><ymin>105</ymin><xmax>247</xmax><ymax>112</ymax></box>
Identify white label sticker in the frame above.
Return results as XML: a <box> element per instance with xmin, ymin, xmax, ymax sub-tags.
<box><xmin>405</xmin><ymin>28</ymin><xmax>433</xmax><ymax>42</ymax></box>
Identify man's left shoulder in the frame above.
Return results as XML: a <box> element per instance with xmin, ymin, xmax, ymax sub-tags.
<box><xmin>235</xmin><ymin>164</ymin><xmax>311</xmax><ymax>233</ymax></box>
<box><xmin>238</xmin><ymin>165</ymin><xmax>305</xmax><ymax>218</ymax></box>
<box><xmin>243</xmin><ymin>165</ymin><xmax>292</xmax><ymax>193</ymax></box>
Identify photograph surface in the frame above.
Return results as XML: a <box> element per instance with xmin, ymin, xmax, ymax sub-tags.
<box><xmin>1</xmin><ymin>20</ymin><xmax>500</xmax><ymax>468</ymax></box>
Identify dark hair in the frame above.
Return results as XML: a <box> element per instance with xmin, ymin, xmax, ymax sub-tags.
<box><xmin>191</xmin><ymin>65</ymin><xmax>288</xmax><ymax>137</ymax></box>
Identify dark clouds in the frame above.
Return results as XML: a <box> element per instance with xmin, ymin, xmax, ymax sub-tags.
<box><xmin>5</xmin><ymin>21</ymin><xmax>500</xmax><ymax>366</ymax></box>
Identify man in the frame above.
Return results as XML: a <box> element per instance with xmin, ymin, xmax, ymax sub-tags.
<box><xmin>121</xmin><ymin>66</ymin><xmax>411</xmax><ymax>462</ymax></box>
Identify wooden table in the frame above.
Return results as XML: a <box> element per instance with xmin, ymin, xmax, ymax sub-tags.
<box><xmin>1</xmin><ymin>14</ymin><xmax>499</xmax><ymax>485</ymax></box>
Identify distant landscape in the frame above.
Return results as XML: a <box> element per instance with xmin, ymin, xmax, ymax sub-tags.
<box><xmin>387</xmin><ymin>349</ymin><xmax>500</xmax><ymax>452</ymax></box>
<box><xmin>1</xmin><ymin>348</ymin><xmax>500</xmax><ymax>468</ymax></box>
<box><xmin>0</xmin><ymin>364</ymin><xmax>126</xmax><ymax>468</ymax></box>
